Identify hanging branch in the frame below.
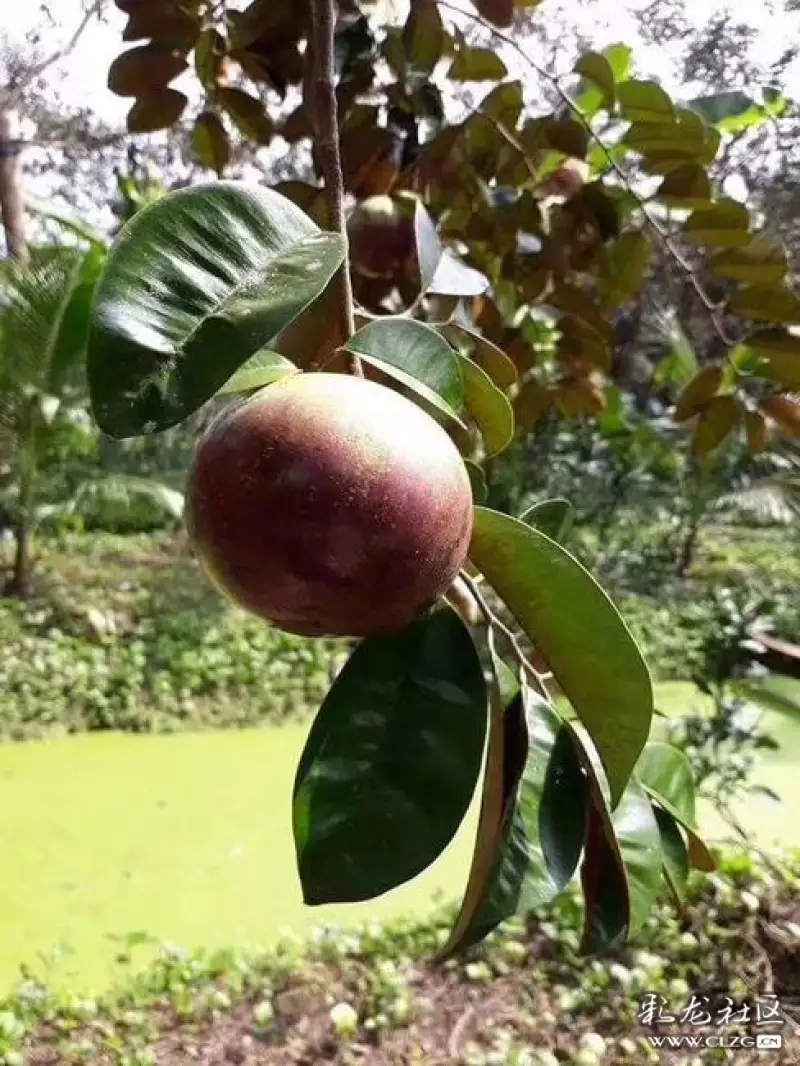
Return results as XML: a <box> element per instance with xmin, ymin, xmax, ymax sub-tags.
<box><xmin>308</xmin><ymin>0</ymin><xmax>361</xmax><ymax>374</ymax></box>
<box><xmin>458</xmin><ymin>570</ymin><xmax>554</xmax><ymax>703</ymax></box>
<box><xmin>1</xmin><ymin>0</ymin><xmax>105</xmax><ymax>110</ymax></box>
<box><xmin>438</xmin><ymin>0</ymin><xmax>737</xmax><ymax>349</ymax></box>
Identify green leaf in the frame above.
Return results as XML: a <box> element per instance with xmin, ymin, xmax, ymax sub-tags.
<box><xmin>709</xmin><ymin>237</ymin><xmax>788</xmax><ymax>285</ymax></box>
<box><xmin>1</xmin><ymin>245</ymin><xmax>101</xmax><ymax>398</ymax></box>
<box><xmin>414</xmin><ymin>200</ymin><xmax>443</xmax><ymax>295</ymax></box>
<box><xmin>293</xmin><ymin>605</ymin><xmax>487</xmax><ymax>904</ymax></box>
<box><xmin>440</xmin><ymin>641</ymin><xmax>508</xmax><ymax>954</ymax></box>
<box><xmin>88</xmin><ymin>181</ymin><xmax>345</xmax><ymax>438</ymax></box>
<box><xmin>429</xmin><ymin>250</ymin><xmax>489</xmax><ymax>297</ymax></box>
<box><xmin>469</xmin><ymin>508</ymin><xmax>653</xmax><ymax>806</ymax></box>
<box><xmin>654</xmin><ymin>806</ymin><xmax>690</xmax><ymax>903</ymax></box>
<box><xmin>217</xmin><ymin>349</ymin><xmax>297</xmax><ymax>394</ymax></box>
<box><xmin>459</xmin><ymin>355</ymin><xmax>514</xmax><ymax>456</ymax></box>
<box><xmin>480</xmin><ymin>80</ymin><xmax>523</xmax><ymax>125</ymax></box>
<box><xmin>449</xmin><ymin>46</ymin><xmax>507</xmax><ymax>81</ymax></box>
<box><xmin>574</xmin><ymin>52</ymin><xmax>616</xmax><ymax>112</ymax></box>
<box><xmin>623</xmin><ymin>117</ymin><xmax>706</xmax><ymax>159</ymax></box>
<box><xmin>656</xmin><ymin>163</ymin><xmax>711</xmax><ymax>209</ymax></box>
<box><xmin>441</xmin><ymin>324</ymin><xmax>517</xmax><ymax>390</ymax></box>
<box><xmin>618</xmin><ymin>79</ymin><xmax>674</xmax><ymax>123</ymax></box>
<box><xmin>343</xmin><ymin>318</ymin><xmax>466</xmax><ymax>424</ymax></box>
<box><xmin>458</xmin><ymin>693</ymin><xmax>588</xmax><ymax>948</ymax></box>
<box><xmin>519</xmin><ymin>498</ymin><xmax>573</xmax><ymax>543</ymax></box>
<box><xmin>684</xmin><ymin>199</ymin><xmax>752</xmax><ymax>248</ymax></box>
<box><xmin>635</xmin><ymin>742</ymin><xmax>696</xmax><ymax>828</ymax></box>
<box><xmin>744</xmin><ymin>327</ymin><xmax>800</xmax><ymax>389</ymax></box>
<box><xmin>403</xmin><ymin>0</ymin><xmax>444</xmax><ymax>74</ymax></box>
<box><xmin>598</xmin><ymin>231</ymin><xmax>652</xmax><ymax>310</ymax></box>
<box><xmin>580</xmin><ymin>760</ymin><xmax>663</xmax><ymax>953</ymax></box>
<box><xmin>688</xmin><ymin>90</ymin><xmax>773</xmax><ymax>134</ymax></box>
<box><xmin>464</xmin><ymin>459</ymin><xmax>488</xmax><ymax>504</ymax></box>
<box><xmin>730</xmin><ymin>284</ymin><xmax>800</xmax><ymax>325</ymax></box>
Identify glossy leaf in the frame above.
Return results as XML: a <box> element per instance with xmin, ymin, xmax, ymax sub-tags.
<box><xmin>514</xmin><ymin>379</ymin><xmax>552</xmax><ymax>426</ymax></box>
<box><xmin>693</xmin><ymin>395</ymin><xmax>742</xmax><ymax>455</ymax></box>
<box><xmin>219</xmin><ymin>87</ymin><xmax>275</xmax><ymax>144</ymax></box>
<box><xmin>684</xmin><ymin>199</ymin><xmax>751</xmax><ymax>248</ymax></box>
<box><xmin>656</xmin><ymin>163</ymin><xmax>712</xmax><ymax>209</ymax></box>
<box><xmin>710</xmin><ymin>237</ymin><xmax>787</xmax><ymax>285</ymax></box>
<box><xmin>440</xmin><ymin>639</ymin><xmax>508</xmax><ymax>954</ymax></box>
<box><xmin>217</xmin><ymin>349</ymin><xmax>297</xmax><ymax>394</ymax></box>
<box><xmin>459</xmin><ymin>355</ymin><xmax>514</xmax><ymax>456</ymax></box>
<box><xmin>654</xmin><ymin>807</ymin><xmax>690</xmax><ymax>903</ymax></box>
<box><xmin>458</xmin><ymin>693</ymin><xmax>588</xmax><ymax>949</ymax></box>
<box><xmin>618</xmin><ymin>79</ymin><xmax>674</xmax><ymax>123</ymax></box>
<box><xmin>635</xmin><ymin>742</ymin><xmax>696</xmax><ymax>827</ymax></box>
<box><xmin>465</xmin><ymin>460</ymin><xmax>488</xmax><ymax>504</ymax></box>
<box><xmin>127</xmin><ymin>89</ymin><xmax>188</xmax><ymax>133</ymax></box>
<box><xmin>193</xmin><ymin>111</ymin><xmax>231</xmax><ymax>175</ymax></box>
<box><xmin>449</xmin><ymin>46</ymin><xmax>507</xmax><ymax>81</ymax></box>
<box><xmin>293</xmin><ymin>605</ymin><xmax>487</xmax><ymax>904</ymax></box>
<box><xmin>747</xmin><ymin>328</ymin><xmax>800</xmax><ymax>389</ymax></box>
<box><xmin>428</xmin><ymin>251</ymin><xmax>490</xmax><ymax>297</ymax></box>
<box><xmin>442</xmin><ymin>324</ymin><xmax>518</xmax><ymax>390</ymax></box>
<box><xmin>520</xmin><ymin>498</ymin><xmax>573</xmax><ymax>543</ymax></box>
<box><xmin>88</xmin><ymin>181</ymin><xmax>345</xmax><ymax>438</ymax></box>
<box><xmin>343</xmin><ymin>318</ymin><xmax>466</xmax><ymax>424</ymax></box>
<box><xmin>599</xmin><ymin>231</ymin><xmax>652</xmax><ymax>309</ymax></box>
<box><xmin>623</xmin><ymin>118</ymin><xmax>706</xmax><ymax>159</ymax></box>
<box><xmin>414</xmin><ymin>200</ymin><xmax>443</xmax><ymax>295</ymax></box>
<box><xmin>474</xmin><ymin>0</ymin><xmax>514</xmax><ymax>29</ymax></box>
<box><xmin>674</xmin><ymin>366</ymin><xmax>723</xmax><ymax>422</ymax></box>
<box><xmin>580</xmin><ymin>755</ymin><xmax>663</xmax><ymax>953</ymax></box>
<box><xmin>730</xmin><ymin>284</ymin><xmax>800</xmax><ymax>325</ymax></box>
<box><xmin>574</xmin><ymin>51</ymin><xmax>616</xmax><ymax>112</ymax></box>
<box><xmin>403</xmin><ymin>0</ymin><xmax>444</xmax><ymax>74</ymax></box>
<box><xmin>108</xmin><ymin>45</ymin><xmax>187</xmax><ymax>96</ymax></box>
<box><xmin>469</xmin><ymin>508</ymin><xmax>653</xmax><ymax>806</ymax></box>
<box><xmin>762</xmin><ymin>394</ymin><xmax>800</xmax><ymax>437</ymax></box>
<box><xmin>745</xmin><ymin>409</ymin><xmax>770</xmax><ymax>454</ymax></box>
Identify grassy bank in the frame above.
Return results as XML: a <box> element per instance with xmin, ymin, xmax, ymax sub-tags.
<box><xmin>1</xmin><ymin>685</ymin><xmax>799</xmax><ymax>995</ymax></box>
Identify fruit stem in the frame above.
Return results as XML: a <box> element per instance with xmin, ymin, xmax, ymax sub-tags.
<box><xmin>308</xmin><ymin>0</ymin><xmax>361</xmax><ymax>375</ymax></box>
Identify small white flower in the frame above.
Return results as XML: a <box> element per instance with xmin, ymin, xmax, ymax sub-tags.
<box><xmin>579</xmin><ymin>1032</ymin><xmax>607</xmax><ymax>1056</ymax></box>
<box><xmin>668</xmin><ymin>978</ymin><xmax>690</xmax><ymax>1000</ymax></box>
<box><xmin>253</xmin><ymin>999</ymin><xmax>274</xmax><ymax>1027</ymax></box>
<box><xmin>741</xmin><ymin>890</ymin><xmax>760</xmax><ymax>914</ymax></box>
<box><xmin>609</xmin><ymin>963</ymin><xmax>633</xmax><ymax>988</ymax></box>
<box><xmin>329</xmin><ymin>1001</ymin><xmax>359</xmax><ymax>1039</ymax></box>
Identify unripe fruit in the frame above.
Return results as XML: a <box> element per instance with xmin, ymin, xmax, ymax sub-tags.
<box><xmin>186</xmin><ymin>373</ymin><xmax>473</xmax><ymax>638</ymax></box>
<box><xmin>347</xmin><ymin>195</ymin><xmax>415</xmax><ymax>280</ymax></box>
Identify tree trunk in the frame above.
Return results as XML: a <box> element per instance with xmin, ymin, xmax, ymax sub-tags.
<box><xmin>0</xmin><ymin>107</ymin><xmax>29</xmax><ymax>264</ymax></box>
<box><xmin>1</xmin><ymin>103</ymin><xmax>33</xmax><ymax>595</ymax></box>
<box><xmin>676</xmin><ymin>519</ymin><xmax>700</xmax><ymax>578</ymax></box>
<box><xmin>6</xmin><ymin>441</ymin><xmax>35</xmax><ymax>597</ymax></box>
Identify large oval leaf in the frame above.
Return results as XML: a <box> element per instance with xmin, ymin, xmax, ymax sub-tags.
<box><xmin>469</xmin><ymin>507</ymin><xmax>653</xmax><ymax>806</ymax></box>
<box><xmin>293</xmin><ymin>605</ymin><xmax>487</xmax><ymax>904</ymax></box>
<box><xmin>342</xmin><ymin>318</ymin><xmax>466</xmax><ymax>424</ymax></box>
<box><xmin>455</xmin><ymin>692</ymin><xmax>588</xmax><ymax>951</ymax></box>
<box><xmin>88</xmin><ymin>181</ymin><xmax>346</xmax><ymax>438</ymax></box>
<box><xmin>459</xmin><ymin>355</ymin><xmax>514</xmax><ymax>456</ymax></box>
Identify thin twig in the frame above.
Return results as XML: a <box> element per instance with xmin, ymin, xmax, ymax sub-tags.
<box><xmin>447</xmin><ymin>1006</ymin><xmax>476</xmax><ymax>1060</ymax></box>
<box><xmin>458</xmin><ymin>569</ymin><xmax>552</xmax><ymax>702</ymax></box>
<box><xmin>2</xmin><ymin>0</ymin><xmax>104</xmax><ymax>108</ymax></box>
<box><xmin>308</xmin><ymin>0</ymin><xmax>360</xmax><ymax>372</ymax></box>
<box><xmin>439</xmin><ymin>0</ymin><xmax>736</xmax><ymax>349</ymax></box>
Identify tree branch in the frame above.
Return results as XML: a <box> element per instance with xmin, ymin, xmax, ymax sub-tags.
<box><xmin>458</xmin><ymin>570</ymin><xmax>553</xmax><ymax>703</ymax></box>
<box><xmin>308</xmin><ymin>0</ymin><xmax>360</xmax><ymax>373</ymax></box>
<box><xmin>2</xmin><ymin>0</ymin><xmax>105</xmax><ymax>109</ymax></box>
<box><xmin>439</xmin><ymin>0</ymin><xmax>737</xmax><ymax>350</ymax></box>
